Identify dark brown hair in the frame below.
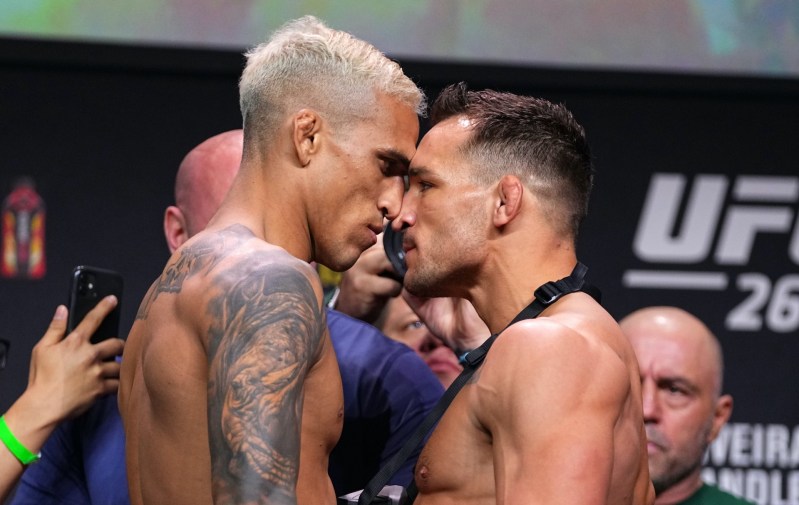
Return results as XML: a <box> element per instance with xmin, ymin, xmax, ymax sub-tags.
<box><xmin>430</xmin><ymin>82</ymin><xmax>594</xmax><ymax>238</ymax></box>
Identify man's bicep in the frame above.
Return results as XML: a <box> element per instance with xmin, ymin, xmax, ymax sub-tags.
<box><xmin>499</xmin><ymin>398</ymin><xmax>617</xmax><ymax>504</ymax></box>
<box><xmin>485</xmin><ymin>331</ymin><xmax>621</xmax><ymax>503</ymax></box>
<box><xmin>205</xmin><ymin>260</ymin><xmax>325</xmax><ymax>503</ymax></box>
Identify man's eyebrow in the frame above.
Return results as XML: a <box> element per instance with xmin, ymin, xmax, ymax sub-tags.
<box><xmin>378</xmin><ymin>148</ymin><xmax>411</xmax><ymax>167</ymax></box>
<box><xmin>408</xmin><ymin>166</ymin><xmax>431</xmax><ymax>178</ymax></box>
<box><xmin>657</xmin><ymin>376</ymin><xmax>700</xmax><ymax>394</ymax></box>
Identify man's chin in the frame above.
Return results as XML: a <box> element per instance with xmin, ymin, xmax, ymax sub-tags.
<box><xmin>648</xmin><ymin>459</ymin><xmax>691</xmax><ymax>496</ymax></box>
<box><xmin>402</xmin><ymin>272</ymin><xmax>438</xmax><ymax>299</ymax></box>
<box><xmin>648</xmin><ymin>467</ymin><xmax>670</xmax><ymax>493</ymax></box>
<box><xmin>318</xmin><ymin>248</ymin><xmax>360</xmax><ymax>273</ymax></box>
<box><xmin>403</xmin><ymin>264</ymin><xmax>453</xmax><ymax>297</ymax></box>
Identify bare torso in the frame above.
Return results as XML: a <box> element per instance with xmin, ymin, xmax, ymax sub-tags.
<box><xmin>119</xmin><ymin>225</ymin><xmax>343</xmax><ymax>505</ymax></box>
<box><xmin>414</xmin><ymin>293</ymin><xmax>654</xmax><ymax>505</ymax></box>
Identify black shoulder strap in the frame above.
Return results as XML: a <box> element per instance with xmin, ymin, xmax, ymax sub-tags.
<box><xmin>356</xmin><ymin>263</ymin><xmax>599</xmax><ymax>505</ymax></box>
<box><xmin>512</xmin><ymin>262</ymin><xmax>601</xmax><ymax>323</ymax></box>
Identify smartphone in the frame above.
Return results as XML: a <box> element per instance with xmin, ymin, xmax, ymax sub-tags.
<box><xmin>66</xmin><ymin>265</ymin><xmax>124</xmax><ymax>344</ymax></box>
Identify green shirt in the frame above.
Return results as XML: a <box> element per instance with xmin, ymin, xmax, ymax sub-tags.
<box><xmin>679</xmin><ymin>483</ymin><xmax>756</xmax><ymax>505</ymax></box>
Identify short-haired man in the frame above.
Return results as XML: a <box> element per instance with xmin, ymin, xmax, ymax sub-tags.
<box><xmin>620</xmin><ymin>306</ymin><xmax>754</xmax><ymax>505</ymax></box>
<box><xmin>162</xmin><ymin>130</ymin><xmax>442</xmax><ymax>497</ymax></box>
<box><xmin>395</xmin><ymin>83</ymin><xmax>655</xmax><ymax>503</ymax></box>
<box><xmin>12</xmin><ymin>129</ymin><xmax>440</xmax><ymax>505</ymax></box>
<box><xmin>119</xmin><ymin>16</ymin><xmax>424</xmax><ymax>505</ymax></box>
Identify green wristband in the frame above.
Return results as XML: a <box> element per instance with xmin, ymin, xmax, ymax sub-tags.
<box><xmin>0</xmin><ymin>415</ymin><xmax>40</xmax><ymax>465</ymax></box>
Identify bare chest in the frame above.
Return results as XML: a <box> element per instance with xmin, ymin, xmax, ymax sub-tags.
<box><xmin>414</xmin><ymin>384</ymin><xmax>495</xmax><ymax>502</ymax></box>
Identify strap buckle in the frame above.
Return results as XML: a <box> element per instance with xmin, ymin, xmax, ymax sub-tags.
<box><xmin>533</xmin><ymin>262</ymin><xmax>589</xmax><ymax>306</ymax></box>
<box><xmin>533</xmin><ymin>282</ymin><xmax>562</xmax><ymax>305</ymax></box>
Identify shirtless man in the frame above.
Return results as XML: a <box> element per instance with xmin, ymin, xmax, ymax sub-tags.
<box><xmin>396</xmin><ymin>83</ymin><xmax>655</xmax><ymax>504</ymax></box>
<box><xmin>118</xmin><ymin>16</ymin><xmax>424</xmax><ymax>505</ymax></box>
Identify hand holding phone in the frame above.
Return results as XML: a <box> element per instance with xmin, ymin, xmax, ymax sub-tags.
<box><xmin>67</xmin><ymin>266</ymin><xmax>124</xmax><ymax>344</ymax></box>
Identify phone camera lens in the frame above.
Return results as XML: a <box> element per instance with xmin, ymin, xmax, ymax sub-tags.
<box><xmin>79</xmin><ymin>274</ymin><xmax>98</xmax><ymax>298</ymax></box>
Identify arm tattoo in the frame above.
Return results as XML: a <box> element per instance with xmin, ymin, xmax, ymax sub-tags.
<box><xmin>207</xmin><ymin>258</ymin><xmax>325</xmax><ymax>504</ymax></box>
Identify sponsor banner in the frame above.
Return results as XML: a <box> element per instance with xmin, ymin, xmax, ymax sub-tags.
<box><xmin>704</xmin><ymin>423</ymin><xmax>799</xmax><ymax>505</ymax></box>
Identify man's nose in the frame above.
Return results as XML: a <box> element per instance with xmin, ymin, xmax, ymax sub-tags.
<box><xmin>641</xmin><ymin>380</ymin><xmax>661</xmax><ymax>422</ymax></box>
<box><xmin>378</xmin><ymin>176</ymin><xmax>405</xmax><ymax>220</ymax></box>
<box><xmin>394</xmin><ymin>191</ymin><xmax>417</xmax><ymax>231</ymax></box>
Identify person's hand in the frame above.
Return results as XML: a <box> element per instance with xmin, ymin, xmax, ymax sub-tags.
<box><xmin>25</xmin><ymin>296</ymin><xmax>125</xmax><ymax>424</ymax></box>
<box><xmin>335</xmin><ymin>235</ymin><xmax>403</xmax><ymax>323</ymax></box>
<box><xmin>401</xmin><ymin>291</ymin><xmax>490</xmax><ymax>354</ymax></box>
<box><xmin>0</xmin><ymin>297</ymin><xmax>125</xmax><ymax>498</ymax></box>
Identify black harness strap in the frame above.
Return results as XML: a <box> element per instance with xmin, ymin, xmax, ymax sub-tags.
<box><xmin>356</xmin><ymin>262</ymin><xmax>600</xmax><ymax>505</ymax></box>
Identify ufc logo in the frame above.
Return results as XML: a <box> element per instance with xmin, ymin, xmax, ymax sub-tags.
<box><xmin>632</xmin><ymin>173</ymin><xmax>799</xmax><ymax>265</ymax></box>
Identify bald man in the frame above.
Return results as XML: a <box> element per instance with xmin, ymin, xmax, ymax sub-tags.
<box><xmin>164</xmin><ymin>130</ymin><xmax>245</xmax><ymax>249</ymax></box>
<box><xmin>620</xmin><ymin>307</ymin><xmax>754</xmax><ymax>505</ymax></box>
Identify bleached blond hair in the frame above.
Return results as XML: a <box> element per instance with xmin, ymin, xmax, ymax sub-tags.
<box><xmin>239</xmin><ymin>16</ymin><xmax>425</xmax><ymax>155</ymax></box>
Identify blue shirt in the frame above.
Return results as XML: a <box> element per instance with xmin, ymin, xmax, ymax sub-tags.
<box><xmin>11</xmin><ymin>308</ymin><xmax>443</xmax><ymax>503</ymax></box>
<box><xmin>327</xmin><ymin>309</ymin><xmax>443</xmax><ymax>495</ymax></box>
<box><xmin>11</xmin><ymin>394</ymin><xmax>126</xmax><ymax>505</ymax></box>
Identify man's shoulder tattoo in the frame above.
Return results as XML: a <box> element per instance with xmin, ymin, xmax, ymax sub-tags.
<box><xmin>136</xmin><ymin>224</ymin><xmax>255</xmax><ymax>320</ymax></box>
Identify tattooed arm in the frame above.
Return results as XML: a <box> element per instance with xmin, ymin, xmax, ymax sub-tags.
<box><xmin>206</xmin><ymin>257</ymin><xmax>326</xmax><ymax>504</ymax></box>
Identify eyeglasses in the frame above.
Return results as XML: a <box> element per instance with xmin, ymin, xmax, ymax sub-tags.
<box><xmin>0</xmin><ymin>339</ymin><xmax>9</xmax><ymax>371</ymax></box>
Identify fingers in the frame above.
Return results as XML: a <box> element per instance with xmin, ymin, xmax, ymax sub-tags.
<box><xmin>64</xmin><ymin>354</ymin><xmax>122</xmax><ymax>414</ymax></box>
<box><xmin>69</xmin><ymin>375</ymin><xmax>121</xmax><ymax>418</ymax></box>
<box><xmin>348</xmin><ymin>248</ymin><xmax>400</xmax><ymax>295</ymax></box>
<box><xmin>371</xmin><ymin>275</ymin><xmax>403</xmax><ymax>298</ymax></box>
<box><xmin>38</xmin><ymin>305</ymin><xmax>68</xmax><ymax>346</ymax></box>
<box><xmin>92</xmin><ymin>360</ymin><xmax>122</xmax><ymax>397</ymax></box>
<box><xmin>363</xmin><ymin>246</ymin><xmax>393</xmax><ymax>274</ymax></box>
<box><xmin>99</xmin><ymin>378</ymin><xmax>120</xmax><ymax>396</ymax></box>
<box><xmin>68</xmin><ymin>295</ymin><xmax>118</xmax><ymax>342</ymax></box>
<box><xmin>98</xmin><ymin>359</ymin><xmax>121</xmax><ymax>380</ymax></box>
<box><xmin>93</xmin><ymin>338</ymin><xmax>125</xmax><ymax>361</ymax></box>
<box><xmin>358</xmin><ymin>244</ymin><xmax>391</xmax><ymax>274</ymax></box>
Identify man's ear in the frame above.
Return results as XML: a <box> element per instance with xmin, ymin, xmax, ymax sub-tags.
<box><xmin>164</xmin><ymin>205</ymin><xmax>189</xmax><ymax>253</ymax></box>
<box><xmin>708</xmin><ymin>394</ymin><xmax>733</xmax><ymax>443</ymax></box>
<box><xmin>493</xmin><ymin>175</ymin><xmax>524</xmax><ymax>227</ymax></box>
<box><xmin>293</xmin><ymin>109</ymin><xmax>322</xmax><ymax>167</ymax></box>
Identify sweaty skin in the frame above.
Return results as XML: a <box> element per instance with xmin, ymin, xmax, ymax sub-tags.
<box><xmin>120</xmin><ymin>225</ymin><xmax>342</xmax><ymax>505</ymax></box>
<box><xmin>397</xmin><ymin>107</ymin><xmax>654</xmax><ymax>504</ymax></box>
<box><xmin>120</xmin><ymin>87</ymin><xmax>418</xmax><ymax>505</ymax></box>
<box><xmin>411</xmin><ymin>294</ymin><xmax>653</xmax><ymax>505</ymax></box>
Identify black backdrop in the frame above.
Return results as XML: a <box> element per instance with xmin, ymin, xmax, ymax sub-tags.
<box><xmin>1</xmin><ymin>37</ymin><xmax>797</xmax><ymax>504</ymax></box>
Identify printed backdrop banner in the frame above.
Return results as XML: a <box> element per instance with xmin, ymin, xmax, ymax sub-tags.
<box><xmin>570</xmin><ymin>87</ymin><xmax>799</xmax><ymax>505</ymax></box>
<box><xmin>0</xmin><ymin>39</ymin><xmax>796</xmax><ymax>505</ymax></box>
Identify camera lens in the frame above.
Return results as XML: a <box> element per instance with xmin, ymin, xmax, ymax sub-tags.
<box><xmin>80</xmin><ymin>273</ymin><xmax>98</xmax><ymax>298</ymax></box>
